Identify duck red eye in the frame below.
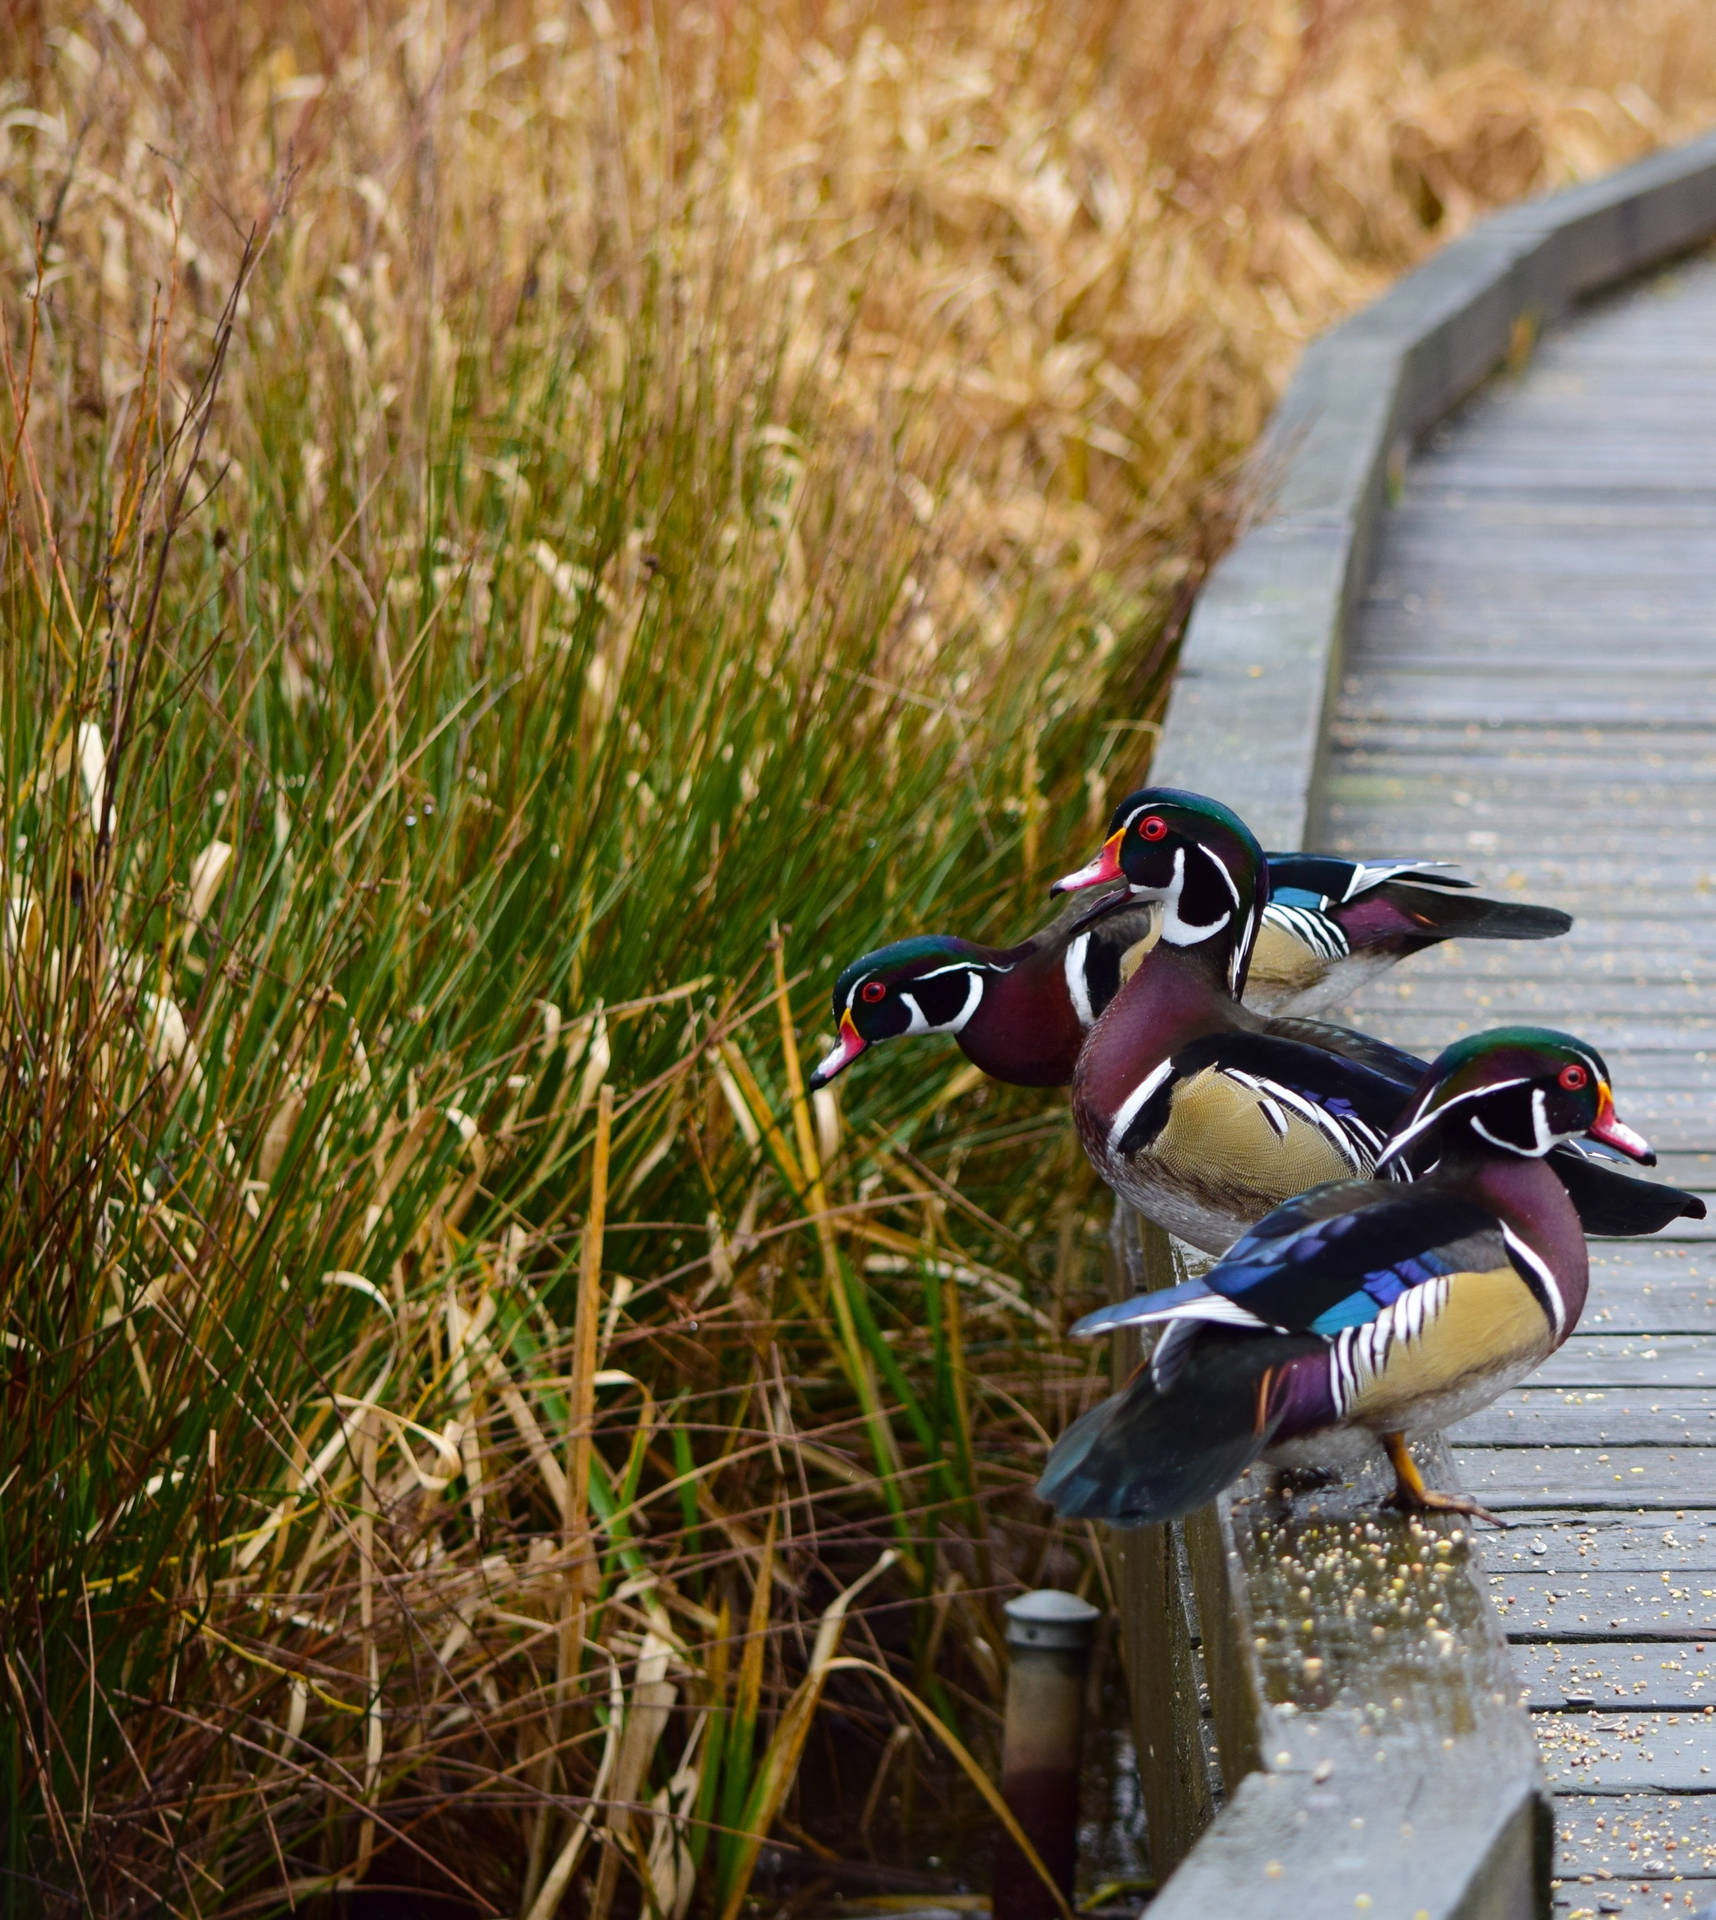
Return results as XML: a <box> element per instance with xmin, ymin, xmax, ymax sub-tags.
<box><xmin>1558</xmin><ymin>1064</ymin><xmax>1588</xmax><ymax>1092</ymax></box>
<box><xmin>860</xmin><ymin>981</ymin><xmax>887</xmax><ymax>1004</ymax></box>
<box><xmin>1137</xmin><ymin>815</ymin><xmax>1168</xmax><ymax>841</ymax></box>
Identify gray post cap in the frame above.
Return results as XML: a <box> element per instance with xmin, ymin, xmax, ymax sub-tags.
<box><xmin>1004</xmin><ymin>1589</ymin><xmax>1102</xmax><ymax>1651</ymax></box>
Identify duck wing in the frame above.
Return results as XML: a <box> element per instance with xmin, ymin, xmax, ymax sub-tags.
<box><xmin>1111</xmin><ymin>1030</ymin><xmax>1409</xmax><ymax>1168</ymax></box>
<box><xmin>1036</xmin><ymin>1325</ymin><xmax>1326</xmax><ymax>1526</ymax></box>
<box><xmin>1262</xmin><ymin>1014</ymin><xmax>1425</xmax><ymax>1084</ymax></box>
<box><xmin>1078</xmin><ymin>1181</ymin><xmax>1501</xmax><ymax>1340</ymax></box>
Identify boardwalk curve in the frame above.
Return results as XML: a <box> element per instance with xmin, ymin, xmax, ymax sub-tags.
<box><xmin>1124</xmin><ymin>130</ymin><xmax>1716</xmax><ymax>1917</ymax></box>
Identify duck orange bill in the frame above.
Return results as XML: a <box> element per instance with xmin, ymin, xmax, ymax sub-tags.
<box><xmin>1050</xmin><ymin>827</ymin><xmax>1126</xmax><ymax>896</ymax></box>
<box><xmin>1587</xmin><ymin>1084</ymin><xmax>1654</xmax><ymax>1164</ymax></box>
<box><xmin>807</xmin><ymin>1011</ymin><xmax>867</xmax><ymax>1091</ymax></box>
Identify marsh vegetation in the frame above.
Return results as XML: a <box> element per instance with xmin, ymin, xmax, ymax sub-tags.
<box><xmin>3</xmin><ymin>0</ymin><xmax>1714</xmax><ymax>1910</ymax></box>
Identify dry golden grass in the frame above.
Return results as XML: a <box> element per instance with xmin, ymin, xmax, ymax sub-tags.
<box><xmin>2</xmin><ymin>1</ymin><xmax>1714</xmax><ymax>1913</ymax></box>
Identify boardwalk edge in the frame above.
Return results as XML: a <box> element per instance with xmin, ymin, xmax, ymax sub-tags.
<box><xmin>1123</xmin><ymin>127</ymin><xmax>1716</xmax><ymax>1912</ymax></box>
<box><xmin>1150</xmin><ymin>126</ymin><xmax>1716</xmax><ymax>850</ymax></box>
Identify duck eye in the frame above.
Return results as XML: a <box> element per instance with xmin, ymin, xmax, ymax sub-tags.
<box><xmin>860</xmin><ymin>980</ymin><xmax>887</xmax><ymax>1004</ymax></box>
<box><xmin>1137</xmin><ymin>815</ymin><xmax>1168</xmax><ymax>841</ymax></box>
<box><xmin>1558</xmin><ymin>1063</ymin><xmax>1588</xmax><ymax>1092</ymax></box>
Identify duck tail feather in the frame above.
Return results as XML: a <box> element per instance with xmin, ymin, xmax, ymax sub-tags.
<box><xmin>1552</xmin><ymin>1147</ymin><xmax>1708</xmax><ymax>1235</ymax></box>
<box><xmin>1037</xmin><ymin>1330</ymin><xmax>1319</xmax><ymax>1527</ymax></box>
<box><xmin>1391</xmin><ymin>887</ymin><xmax>1574</xmax><ymax>943</ymax></box>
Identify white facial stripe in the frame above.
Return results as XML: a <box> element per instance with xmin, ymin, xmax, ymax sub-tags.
<box><xmin>1379</xmin><ymin>1076</ymin><xmax>1533</xmax><ymax>1163</ymax></box>
<box><xmin>1531</xmin><ymin>1087</ymin><xmax>1552</xmax><ymax>1154</ymax></box>
<box><xmin>1064</xmin><ymin>933</ymin><xmax>1096</xmax><ymax>1028</ymax></box>
<box><xmin>1160</xmin><ymin>846</ymin><xmax>1232</xmax><ymax>946</ymax></box>
<box><xmin>1198</xmin><ymin>839</ymin><xmax>1242</xmax><ymax>909</ymax></box>
<box><xmin>1501</xmin><ymin>1222</ymin><xmax>1566</xmax><ymax>1339</ymax></box>
<box><xmin>1106</xmin><ymin>1059</ymin><xmax>1175</xmax><ymax>1156</ymax></box>
<box><xmin>902</xmin><ymin>971</ymin><xmax>986</xmax><ymax>1037</ymax></box>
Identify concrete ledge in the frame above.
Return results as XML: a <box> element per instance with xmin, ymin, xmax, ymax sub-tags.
<box><xmin>1149</xmin><ymin>127</ymin><xmax>1716</xmax><ymax>852</ymax></box>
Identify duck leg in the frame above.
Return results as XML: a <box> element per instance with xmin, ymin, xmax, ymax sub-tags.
<box><xmin>1382</xmin><ymin>1431</ymin><xmax>1506</xmax><ymax>1530</ymax></box>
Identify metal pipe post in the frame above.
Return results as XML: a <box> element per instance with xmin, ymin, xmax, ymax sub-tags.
<box><xmin>992</xmin><ymin>1589</ymin><xmax>1102</xmax><ymax>1920</ymax></box>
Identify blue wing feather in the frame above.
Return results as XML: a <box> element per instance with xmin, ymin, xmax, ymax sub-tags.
<box><xmin>1199</xmin><ymin>1182</ymin><xmax>1495</xmax><ymax>1336</ymax></box>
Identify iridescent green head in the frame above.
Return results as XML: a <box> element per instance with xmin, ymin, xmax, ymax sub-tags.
<box><xmin>808</xmin><ymin>936</ymin><xmax>994</xmax><ymax>1090</ymax></box>
<box><xmin>1050</xmin><ymin>787</ymin><xmax>1268</xmax><ymax>995</ymax></box>
<box><xmin>1380</xmin><ymin>1026</ymin><xmax>1651</xmax><ymax>1166</ymax></box>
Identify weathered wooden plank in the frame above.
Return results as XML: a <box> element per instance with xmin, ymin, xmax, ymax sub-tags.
<box><xmin>1483</xmin><ymin>1517</ymin><xmax>1716</xmax><ymax>1576</ymax></box>
<box><xmin>1556</xmin><ymin>1794</ymin><xmax>1716</xmax><ymax>1876</ymax></box>
<box><xmin>1483</xmin><ymin>1570</ymin><xmax>1716</xmax><ymax>1637</ymax></box>
<box><xmin>1562</xmin><ymin>1297</ymin><xmax>1716</xmax><ymax>1340</ymax></box>
<box><xmin>1454</xmin><ymin>1448</ymin><xmax>1716</xmax><ymax>1509</ymax></box>
<box><xmin>1553</xmin><ymin>1887</ymin><xmax>1716</xmax><ymax>1919</ymax></box>
<box><xmin>1539</xmin><ymin>1339</ymin><xmax>1716</xmax><ymax>1390</ymax></box>
<box><xmin>1512</xmin><ymin>1643</ymin><xmax>1716</xmax><ymax>1709</ymax></box>
<box><xmin>1458</xmin><ymin>1391</ymin><xmax>1716</xmax><ymax>1449</ymax></box>
<box><xmin>1536</xmin><ymin>1710</ymin><xmax>1716</xmax><ymax>1791</ymax></box>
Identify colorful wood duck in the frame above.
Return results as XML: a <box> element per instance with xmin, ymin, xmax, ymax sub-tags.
<box><xmin>1053</xmin><ymin>788</ymin><xmax>1415</xmax><ymax>1251</ymax></box>
<box><xmin>1038</xmin><ymin>1027</ymin><xmax>1652</xmax><ymax>1528</ymax></box>
<box><xmin>1051</xmin><ymin>787</ymin><xmax>1701</xmax><ymax>1249</ymax></box>
<box><xmin>806</xmin><ymin>855</ymin><xmax>1570</xmax><ymax>1092</ymax></box>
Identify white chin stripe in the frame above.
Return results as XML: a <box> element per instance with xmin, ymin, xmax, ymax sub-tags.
<box><xmin>1160</xmin><ymin>846</ymin><xmax>1232</xmax><ymax>946</ymax></box>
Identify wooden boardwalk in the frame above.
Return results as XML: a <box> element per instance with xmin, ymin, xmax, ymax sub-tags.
<box><xmin>1322</xmin><ymin>252</ymin><xmax>1716</xmax><ymax>1917</ymax></box>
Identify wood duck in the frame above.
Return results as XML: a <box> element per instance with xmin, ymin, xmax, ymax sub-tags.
<box><xmin>1053</xmin><ymin>788</ymin><xmax>1415</xmax><ymax>1251</ymax></box>
<box><xmin>1038</xmin><ymin>1028</ymin><xmax>1651</xmax><ymax>1529</ymax></box>
<box><xmin>806</xmin><ymin>855</ymin><xmax>1570</xmax><ymax>1092</ymax></box>
<box><xmin>1051</xmin><ymin>787</ymin><xmax>1701</xmax><ymax>1249</ymax></box>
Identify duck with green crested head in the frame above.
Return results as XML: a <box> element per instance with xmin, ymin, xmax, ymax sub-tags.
<box><xmin>1038</xmin><ymin>1027</ymin><xmax>1650</xmax><ymax>1530</ymax></box>
<box><xmin>808</xmin><ymin>847</ymin><xmax>1571</xmax><ymax>1093</ymax></box>
<box><xmin>1050</xmin><ymin>787</ymin><xmax>1702</xmax><ymax>1250</ymax></box>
